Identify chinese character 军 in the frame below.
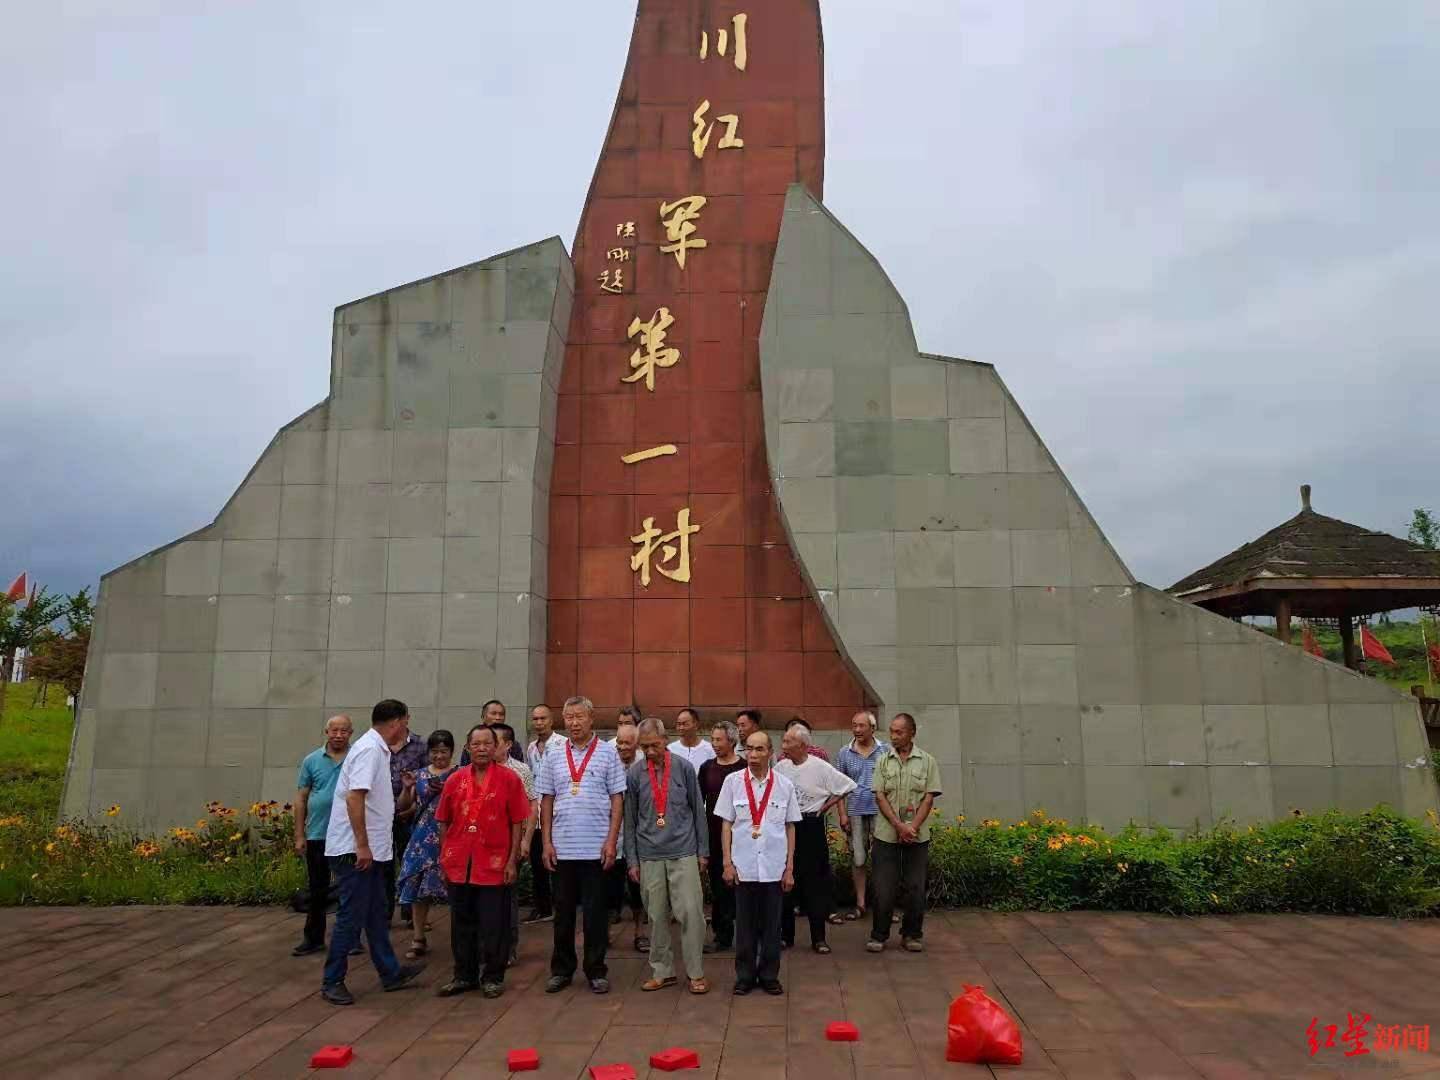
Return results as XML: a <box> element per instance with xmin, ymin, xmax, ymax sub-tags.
<box><xmin>624</xmin><ymin>306</ymin><xmax>681</xmax><ymax>391</ymax></box>
<box><xmin>692</xmin><ymin>100</ymin><xmax>744</xmax><ymax>159</ymax></box>
<box><xmin>616</xmin><ymin>221</ymin><xmax>636</xmax><ymax>237</ymax></box>
<box><xmin>630</xmin><ymin>508</ymin><xmax>701</xmax><ymax>587</ymax></box>
<box><xmin>606</xmin><ymin>247</ymin><xmax>632</xmax><ymax>262</ymax></box>
<box><xmin>1340</xmin><ymin>1013</ymin><xmax>1372</xmax><ymax>1058</ymax></box>
<box><xmin>659</xmin><ymin>195</ymin><xmax>708</xmax><ymax>269</ymax></box>
<box><xmin>699</xmin><ymin>12</ymin><xmax>748</xmax><ymax>71</ymax></box>
<box><xmin>598</xmin><ymin>268</ymin><xmax>625</xmax><ymax>294</ymax></box>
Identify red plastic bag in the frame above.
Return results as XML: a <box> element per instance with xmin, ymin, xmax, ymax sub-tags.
<box><xmin>946</xmin><ymin>984</ymin><xmax>1023</xmax><ymax>1065</ymax></box>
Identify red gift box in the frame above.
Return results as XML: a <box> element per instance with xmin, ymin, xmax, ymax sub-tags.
<box><xmin>649</xmin><ymin>1046</ymin><xmax>701</xmax><ymax>1070</ymax></box>
<box><xmin>825</xmin><ymin>1021</ymin><xmax>860</xmax><ymax>1042</ymax></box>
<box><xmin>589</xmin><ymin>1066</ymin><xmax>637</xmax><ymax>1080</ymax></box>
<box><xmin>507</xmin><ymin>1048</ymin><xmax>541</xmax><ymax>1071</ymax></box>
<box><xmin>309</xmin><ymin>1045</ymin><xmax>354</xmax><ymax>1068</ymax></box>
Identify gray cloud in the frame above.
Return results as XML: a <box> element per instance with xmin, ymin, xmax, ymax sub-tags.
<box><xmin>3</xmin><ymin>0</ymin><xmax>1436</xmax><ymax>598</ymax></box>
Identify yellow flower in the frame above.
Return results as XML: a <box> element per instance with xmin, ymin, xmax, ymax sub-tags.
<box><xmin>195</xmin><ymin>819</ymin><xmax>209</xmax><ymax>830</ymax></box>
<box><xmin>0</xmin><ymin>816</ymin><xmax>23</xmax><ymax>828</ymax></box>
<box><xmin>1047</xmin><ymin>837</ymin><xmax>1064</xmax><ymax>851</ymax></box>
<box><xmin>955</xmin><ymin>814</ymin><xmax>965</xmax><ymax>823</ymax></box>
<box><xmin>229</xmin><ymin>833</ymin><xmax>243</xmax><ymax>842</ymax></box>
<box><xmin>1030</xmin><ymin>808</ymin><xmax>1047</xmax><ymax>820</ymax></box>
<box><xmin>133</xmin><ymin>840</ymin><xmax>161</xmax><ymax>858</ymax></box>
<box><xmin>981</xmin><ymin>818</ymin><xmax>1000</xmax><ymax>828</ymax></box>
<box><xmin>1011</xmin><ymin>855</ymin><xmax>1023</xmax><ymax>865</ymax></box>
<box><xmin>1117</xmin><ymin>862</ymin><xmax>1129</xmax><ymax>874</ymax></box>
<box><xmin>30</xmin><ymin>873</ymin><xmax>39</xmax><ymax>880</ymax></box>
<box><xmin>1209</xmin><ymin>892</ymin><xmax>1220</xmax><ymax>905</ymax></box>
<box><xmin>44</xmin><ymin>842</ymin><xmax>57</xmax><ymax>854</ymax></box>
<box><xmin>105</xmin><ymin>804</ymin><xmax>121</xmax><ymax>817</ymax></box>
<box><xmin>223</xmin><ymin>856</ymin><xmax>232</xmax><ymax>863</ymax></box>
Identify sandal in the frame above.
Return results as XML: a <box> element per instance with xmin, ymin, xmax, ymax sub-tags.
<box><xmin>813</xmin><ymin>942</ymin><xmax>832</xmax><ymax>955</ymax></box>
<box><xmin>405</xmin><ymin>938</ymin><xmax>428</xmax><ymax>960</ymax></box>
<box><xmin>826</xmin><ymin>913</ymin><xmax>844</xmax><ymax>926</ymax></box>
<box><xmin>642</xmin><ymin>976</ymin><xmax>677</xmax><ymax>992</ymax></box>
<box><xmin>843</xmin><ymin>908</ymin><xmax>863</xmax><ymax>922</ymax></box>
<box><xmin>634</xmin><ymin>935</ymin><xmax>651</xmax><ymax>952</ymax></box>
<box><xmin>688</xmin><ymin>978</ymin><xmax>709</xmax><ymax>995</ymax></box>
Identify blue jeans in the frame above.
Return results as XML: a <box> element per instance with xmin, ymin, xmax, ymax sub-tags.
<box><xmin>323</xmin><ymin>855</ymin><xmax>401</xmax><ymax>987</ymax></box>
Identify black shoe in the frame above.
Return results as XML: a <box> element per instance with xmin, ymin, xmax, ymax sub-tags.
<box><xmin>523</xmin><ymin>908</ymin><xmax>553</xmax><ymax>923</ymax></box>
<box><xmin>761</xmin><ymin>980</ymin><xmax>784</xmax><ymax>996</ymax></box>
<box><xmin>321</xmin><ymin>982</ymin><xmax>354</xmax><ymax>1006</ymax></box>
<box><xmin>436</xmin><ymin>979</ymin><xmax>476</xmax><ymax>997</ymax></box>
<box><xmin>348</xmin><ymin>943</ymin><xmax>364</xmax><ymax>956</ymax></box>
<box><xmin>589</xmin><ymin>977</ymin><xmax>610</xmax><ymax>994</ymax></box>
<box><xmin>481</xmin><ymin>981</ymin><xmax>504</xmax><ymax>999</ymax></box>
<box><xmin>507</xmin><ymin>948</ymin><xmax>518</xmax><ymax>968</ymax></box>
<box><xmin>732</xmin><ymin>980</ymin><xmax>755</xmax><ymax>996</ymax></box>
<box><xmin>545</xmin><ymin>975</ymin><xmax>572</xmax><ymax>994</ymax></box>
<box><xmin>382</xmin><ymin>964</ymin><xmax>424</xmax><ymax>992</ymax></box>
<box><xmin>292</xmin><ymin>941</ymin><xmax>324</xmax><ymax>957</ymax></box>
<box><xmin>702</xmin><ymin>941</ymin><xmax>716</xmax><ymax>954</ymax></box>
<box><xmin>780</xmin><ymin>940</ymin><xmax>792</xmax><ymax>950</ymax></box>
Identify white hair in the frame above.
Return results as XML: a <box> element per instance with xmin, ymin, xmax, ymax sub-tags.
<box><xmin>638</xmin><ymin>717</ymin><xmax>666</xmax><ymax>738</ymax></box>
<box><xmin>562</xmin><ymin>695</ymin><xmax>593</xmax><ymax>713</ymax></box>
<box><xmin>785</xmin><ymin>722</ymin><xmax>813</xmax><ymax>747</ymax></box>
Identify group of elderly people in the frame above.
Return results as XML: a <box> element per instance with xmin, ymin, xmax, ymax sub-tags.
<box><xmin>293</xmin><ymin>696</ymin><xmax>942</xmax><ymax>1004</ymax></box>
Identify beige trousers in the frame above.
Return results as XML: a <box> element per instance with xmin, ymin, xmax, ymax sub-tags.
<box><xmin>639</xmin><ymin>855</ymin><xmax>706</xmax><ymax>981</ymax></box>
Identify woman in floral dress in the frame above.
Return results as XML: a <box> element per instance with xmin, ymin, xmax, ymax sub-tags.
<box><xmin>396</xmin><ymin>729</ymin><xmax>456</xmax><ymax>959</ymax></box>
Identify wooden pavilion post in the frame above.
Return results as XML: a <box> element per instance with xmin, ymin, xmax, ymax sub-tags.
<box><xmin>1274</xmin><ymin>594</ymin><xmax>1292</xmax><ymax>645</ymax></box>
<box><xmin>1339</xmin><ymin>614</ymin><xmax>1357</xmax><ymax>670</ymax></box>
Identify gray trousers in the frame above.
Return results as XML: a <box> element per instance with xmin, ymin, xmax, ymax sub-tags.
<box><xmin>639</xmin><ymin>855</ymin><xmax>706</xmax><ymax>981</ymax></box>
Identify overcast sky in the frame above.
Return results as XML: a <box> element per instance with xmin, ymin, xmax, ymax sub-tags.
<box><xmin>4</xmin><ymin>0</ymin><xmax>1438</xmax><ymax>601</ymax></box>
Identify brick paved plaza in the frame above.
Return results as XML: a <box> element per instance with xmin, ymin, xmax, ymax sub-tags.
<box><xmin>0</xmin><ymin>906</ymin><xmax>1437</xmax><ymax>1078</ymax></box>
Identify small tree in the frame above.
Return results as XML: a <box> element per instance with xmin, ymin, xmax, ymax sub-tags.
<box><xmin>0</xmin><ymin>587</ymin><xmax>66</xmax><ymax>722</ymax></box>
<box><xmin>24</xmin><ymin>588</ymin><xmax>93</xmax><ymax>713</ymax></box>
<box><xmin>1409</xmin><ymin>508</ymin><xmax>1439</xmax><ymax>550</ymax></box>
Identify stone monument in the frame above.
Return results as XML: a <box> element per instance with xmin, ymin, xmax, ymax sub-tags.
<box><xmin>65</xmin><ymin>0</ymin><xmax>1440</xmax><ymax>830</ymax></box>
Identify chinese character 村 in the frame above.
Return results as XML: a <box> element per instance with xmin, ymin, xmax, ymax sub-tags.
<box><xmin>630</xmin><ymin>508</ymin><xmax>700</xmax><ymax>587</ymax></box>
<box><xmin>699</xmin><ymin>12</ymin><xmax>748</xmax><ymax>71</ymax></box>
<box><xmin>623</xmin><ymin>307</ymin><xmax>681</xmax><ymax>391</ymax></box>
<box><xmin>692</xmin><ymin>100</ymin><xmax>744</xmax><ymax>159</ymax></box>
<box><xmin>659</xmin><ymin>195</ymin><xmax>708</xmax><ymax>269</ymax></box>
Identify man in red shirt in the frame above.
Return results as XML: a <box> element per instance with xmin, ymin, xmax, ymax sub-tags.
<box><xmin>435</xmin><ymin>725</ymin><xmax>529</xmax><ymax>998</ymax></box>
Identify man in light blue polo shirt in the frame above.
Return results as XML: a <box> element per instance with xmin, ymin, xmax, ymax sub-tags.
<box><xmin>538</xmin><ymin>695</ymin><xmax>626</xmax><ymax>995</ymax></box>
<box><xmin>292</xmin><ymin>714</ymin><xmax>353</xmax><ymax>956</ymax></box>
<box><xmin>835</xmin><ymin>710</ymin><xmax>889</xmax><ymax>922</ymax></box>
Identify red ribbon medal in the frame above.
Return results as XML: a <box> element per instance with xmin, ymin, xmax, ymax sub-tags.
<box><xmin>744</xmin><ymin>768</ymin><xmax>774</xmax><ymax>840</ymax></box>
<box><xmin>647</xmin><ymin>752</ymin><xmax>672</xmax><ymax>828</ymax></box>
<box><xmin>565</xmin><ymin>736</ymin><xmax>598</xmax><ymax>796</ymax></box>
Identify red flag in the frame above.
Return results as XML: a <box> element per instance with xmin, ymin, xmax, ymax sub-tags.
<box><xmin>1302</xmin><ymin>625</ymin><xmax>1325</xmax><ymax>658</ymax></box>
<box><xmin>1428</xmin><ymin>643</ymin><xmax>1440</xmax><ymax>677</ymax></box>
<box><xmin>1360</xmin><ymin>625</ymin><xmax>1396</xmax><ymax>666</ymax></box>
<box><xmin>3</xmin><ymin>573</ymin><xmax>25</xmax><ymax>602</ymax></box>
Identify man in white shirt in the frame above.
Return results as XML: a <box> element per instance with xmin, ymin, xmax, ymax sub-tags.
<box><xmin>716</xmin><ymin>730</ymin><xmax>800</xmax><ymax>997</ymax></box>
<box><xmin>667</xmin><ymin>707</ymin><xmax>716</xmax><ymax>771</ymax></box>
<box><xmin>321</xmin><ymin>699</ymin><xmax>426</xmax><ymax>1006</ymax></box>
<box><xmin>523</xmin><ymin>703</ymin><xmax>557</xmax><ymax>922</ymax></box>
<box><xmin>773</xmin><ymin>723</ymin><xmax>855</xmax><ymax>954</ymax></box>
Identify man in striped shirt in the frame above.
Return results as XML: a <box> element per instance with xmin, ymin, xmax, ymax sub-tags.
<box><xmin>835</xmin><ymin>710</ymin><xmax>889</xmax><ymax>922</ymax></box>
<box><xmin>538</xmin><ymin>695</ymin><xmax>626</xmax><ymax>994</ymax></box>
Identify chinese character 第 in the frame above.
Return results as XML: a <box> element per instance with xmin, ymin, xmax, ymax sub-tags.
<box><xmin>623</xmin><ymin>306</ymin><xmax>681</xmax><ymax>391</ymax></box>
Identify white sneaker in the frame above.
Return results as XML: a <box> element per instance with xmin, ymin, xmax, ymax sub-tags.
<box><xmin>865</xmin><ymin>940</ymin><xmax>885</xmax><ymax>953</ymax></box>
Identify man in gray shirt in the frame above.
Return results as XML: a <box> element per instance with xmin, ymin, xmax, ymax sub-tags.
<box><xmin>624</xmin><ymin>717</ymin><xmax>710</xmax><ymax>995</ymax></box>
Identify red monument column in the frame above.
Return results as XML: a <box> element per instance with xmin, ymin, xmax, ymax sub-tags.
<box><xmin>546</xmin><ymin>0</ymin><xmax>870</xmax><ymax>727</ymax></box>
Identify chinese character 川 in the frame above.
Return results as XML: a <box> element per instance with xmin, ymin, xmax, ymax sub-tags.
<box><xmin>624</xmin><ymin>307</ymin><xmax>681</xmax><ymax>391</ymax></box>
<box><xmin>692</xmin><ymin>100</ymin><xmax>744</xmax><ymax>159</ymax></box>
<box><xmin>659</xmin><ymin>195</ymin><xmax>708</xmax><ymax>269</ymax></box>
<box><xmin>699</xmin><ymin>13</ymin><xmax>748</xmax><ymax>71</ymax></box>
<box><xmin>631</xmin><ymin>508</ymin><xmax>701</xmax><ymax>587</ymax></box>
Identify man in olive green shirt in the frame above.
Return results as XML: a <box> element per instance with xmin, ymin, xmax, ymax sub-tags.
<box><xmin>866</xmin><ymin>712</ymin><xmax>942</xmax><ymax>953</ymax></box>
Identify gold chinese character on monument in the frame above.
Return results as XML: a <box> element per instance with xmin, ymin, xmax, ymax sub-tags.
<box><xmin>598</xmin><ymin>267</ymin><xmax>625</xmax><ymax>294</ymax></box>
<box><xmin>624</xmin><ymin>307</ymin><xmax>681</xmax><ymax>391</ymax></box>
<box><xmin>620</xmin><ymin>444</ymin><xmax>678</xmax><ymax>465</ymax></box>
<box><xmin>630</xmin><ymin>508</ymin><xmax>700</xmax><ymax>587</ymax></box>
<box><xmin>699</xmin><ymin>13</ymin><xmax>748</xmax><ymax>71</ymax></box>
<box><xmin>659</xmin><ymin>196</ymin><xmax>707</xmax><ymax>269</ymax></box>
<box><xmin>692</xmin><ymin>100</ymin><xmax>744</xmax><ymax>159</ymax></box>
<box><xmin>606</xmin><ymin>247</ymin><xmax>632</xmax><ymax>262</ymax></box>
<box><xmin>616</xmin><ymin>221</ymin><xmax>637</xmax><ymax>237</ymax></box>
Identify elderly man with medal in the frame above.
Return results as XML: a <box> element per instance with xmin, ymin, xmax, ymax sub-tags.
<box><xmin>714</xmin><ymin>729</ymin><xmax>803</xmax><ymax>997</ymax></box>
<box><xmin>622</xmin><ymin>717</ymin><xmax>711</xmax><ymax>995</ymax></box>
<box><xmin>432</xmin><ymin>725</ymin><xmax>530</xmax><ymax>999</ymax></box>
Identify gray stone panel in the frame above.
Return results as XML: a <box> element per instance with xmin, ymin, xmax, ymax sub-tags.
<box><xmin>74</xmin><ymin>239</ymin><xmax>565</xmax><ymax>825</ymax></box>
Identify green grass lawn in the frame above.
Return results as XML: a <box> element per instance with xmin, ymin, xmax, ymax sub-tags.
<box><xmin>0</xmin><ymin>682</ymin><xmax>75</xmax><ymax>819</ymax></box>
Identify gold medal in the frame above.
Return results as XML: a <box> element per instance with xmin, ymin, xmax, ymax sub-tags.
<box><xmin>751</xmin><ymin>828</ymin><xmax>762</xmax><ymax>839</ymax></box>
<box><xmin>656</xmin><ymin>815</ymin><xmax>666</xmax><ymax>828</ymax></box>
<box><xmin>570</xmin><ymin>781</ymin><xmax>580</xmax><ymax>796</ymax></box>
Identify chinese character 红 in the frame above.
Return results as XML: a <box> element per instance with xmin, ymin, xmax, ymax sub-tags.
<box><xmin>598</xmin><ymin>267</ymin><xmax>625</xmax><ymax>294</ymax></box>
<box><xmin>659</xmin><ymin>195</ymin><xmax>707</xmax><ymax>269</ymax></box>
<box><xmin>699</xmin><ymin>12</ymin><xmax>748</xmax><ymax>71</ymax></box>
<box><xmin>692</xmin><ymin>100</ymin><xmax>744</xmax><ymax>159</ymax></box>
<box><xmin>631</xmin><ymin>508</ymin><xmax>700</xmax><ymax>587</ymax></box>
<box><xmin>623</xmin><ymin>306</ymin><xmax>681</xmax><ymax>391</ymax></box>
<box><xmin>1307</xmin><ymin>1017</ymin><xmax>1338</xmax><ymax>1057</ymax></box>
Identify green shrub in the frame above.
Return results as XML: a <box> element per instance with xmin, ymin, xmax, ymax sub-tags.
<box><xmin>828</xmin><ymin>807</ymin><xmax>1440</xmax><ymax>918</ymax></box>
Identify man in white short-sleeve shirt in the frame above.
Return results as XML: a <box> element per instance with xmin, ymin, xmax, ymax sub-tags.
<box><xmin>667</xmin><ymin>707</ymin><xmax>716</xmax><ymax>771</ymax></box>
<box><xmin>537</xmin><ymin>695</ymin><xmax>626</xmax><ymax>995</ymax></box>
<box><xmin>716</xmin><ymin>729</ymin><xmax>800</xmax><ymax>996</ymax></box>
<box><xmin>320</xmin><ymin>699</ymin><xmax>425</xmax><ymax>1006</ymax></box>
<box><xmin>774</xmin><ymin>722</ymin><xmax>855</xmax><ymax>952</ymax></box>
